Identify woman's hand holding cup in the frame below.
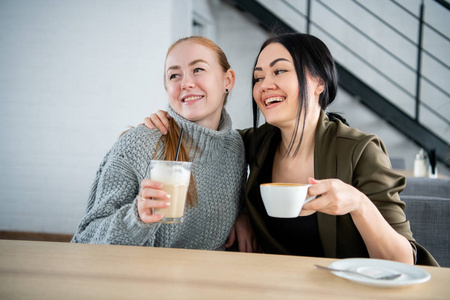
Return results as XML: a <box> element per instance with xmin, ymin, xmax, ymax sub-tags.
<box><xmin>302</xmin><ymin>177</ymin><xmax>365</xmax><ymax>216</ymax></box>
<box><xmin>137</xmin><ymin>179</ymin><xmax>171</xmax><ymax>223</ymax></box>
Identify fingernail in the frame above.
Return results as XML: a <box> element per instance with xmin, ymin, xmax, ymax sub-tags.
<box><xmin>164</xmin><ymin>193</ymin><xmax>171</xmax><ymax>198</ymax></box>
<box><xmin>164</xmin><ymin>201</ymin><xmax>171</xmax><ymax>206</ymax></box>
<box><xmin>162</xmin><ymin>130</ymin><xmax>167</xmax><ymax>135</ymax></box>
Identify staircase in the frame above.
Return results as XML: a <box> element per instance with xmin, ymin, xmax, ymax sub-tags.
<box><xmin>225</xmin><ymin>0</ymin><xmax>450</xmax><ymax>168</ymax></box>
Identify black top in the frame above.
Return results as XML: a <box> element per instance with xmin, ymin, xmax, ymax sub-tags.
<box><xmin>265</xmin><ymin>212</ymin><xmax>324</xmax><ymax>257</ymax></box>
<box><xmin>259</xmin><ymin>145</ymin><xmax>324</xmax><ymax>257</ymax></box>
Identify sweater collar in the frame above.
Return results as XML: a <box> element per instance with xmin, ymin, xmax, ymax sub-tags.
<box><xmin>167</xmin><ymin>106</ymin><xmax>232</xmax><ymax>135</ymax></box>
<box><xmin>167</xmin><ymin>106</ymin><xmax>234</xmax><ymax>162</ymax></box>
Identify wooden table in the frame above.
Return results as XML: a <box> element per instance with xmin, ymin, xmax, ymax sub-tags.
<box><xmin>1</xmin><ymin>240</ymin><xmax>449</xmax><ymax>299</ymax></box>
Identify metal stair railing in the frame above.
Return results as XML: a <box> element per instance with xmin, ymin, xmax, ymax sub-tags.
<box><xmin>316</xmin><ymin>0</ymin><xmax>449</xmax><ymax>121</ymax></box>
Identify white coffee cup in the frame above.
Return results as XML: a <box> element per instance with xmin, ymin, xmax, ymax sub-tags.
<box><xmin>260</xmin><ymin>183</ymin><xmax>315</xmax><ymax>218</ymax></box>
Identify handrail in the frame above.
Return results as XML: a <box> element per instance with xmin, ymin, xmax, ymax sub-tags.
<box><xmin>318</xmin><ymin>0</ymin><xmax>415</xmax><ymax>72</ymax></box>
<box><xmin>434</xmin><ymin>0</ymin><xmax>450</xmax><ymax>10</ymax></box>
<box><xmin>316</xmin><ymin>0</ymin><xmax>450</xmax><ymax>102</ymax></box>
<box><xmin>354</xmin><ymin>0</ymin><xmax>449</xmax><ymax>70</ymax></box>
<box><xmin>279</xmin><ymin>0</ymin><xmax>307</xmax><ymax>19</ymax></box>
<box><xmin>415</xmin><ymin>0</ymin><xmax>424</xmax><ymax>121</ymax></box>
<box><xmin>392</xmin><ymin>0</ymin><xmax>450</xmax><ymax>42</ymax></box>
<box><xmin>306</xmin><ymin>0</ymin><xmax>311</xmax><ymax>34</ymax></box>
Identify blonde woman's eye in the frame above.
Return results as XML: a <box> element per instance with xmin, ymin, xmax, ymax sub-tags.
<box><xmin>169</xmin><ymin>74</ymin><xmax>179</xmax><ymax>80</ymax></box>
<box><xmin>193</xmin><ymin>68</ymin><xmax>204</xmax><ymax>73</ymax></box>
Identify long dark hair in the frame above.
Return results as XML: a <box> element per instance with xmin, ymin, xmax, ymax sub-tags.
<box><xmin>252</xmin><ymin>33</ymin><xmax>346</xmax><ymax>157</ymax></box>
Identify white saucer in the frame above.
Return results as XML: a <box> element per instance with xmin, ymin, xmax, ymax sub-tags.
<box><xmin>328</xmin><ymin>258</ymin><xmax>431</xmax><ymax>287</ymax></box>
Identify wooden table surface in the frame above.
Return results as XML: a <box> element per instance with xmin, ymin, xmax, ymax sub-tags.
<box><xmin>1</xmin><ymin>239</ymin><xmax>449</xmax><ymax>299</ymax></box>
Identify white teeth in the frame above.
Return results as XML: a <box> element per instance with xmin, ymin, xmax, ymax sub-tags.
<box><xmin>183</xmin><ymin>96</ymin><xmax>203</xmax><ymax>102</ymax></box>
<box><xmin>265</xmin><ymin>97</ymin><xmax>285</xmax><ymax>106</ymax></box>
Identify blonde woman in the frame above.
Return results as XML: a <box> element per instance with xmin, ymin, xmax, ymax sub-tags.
<box><xmin>72</xmin><ymin>36</ymin><xmax>250</xmax><ymax>251</ymax></box>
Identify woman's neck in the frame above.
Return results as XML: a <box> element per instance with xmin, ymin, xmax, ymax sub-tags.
<box><xmin>277</xmin><ymin>107</ymin><xmax>320</xmax><ymax>159</ymax></box>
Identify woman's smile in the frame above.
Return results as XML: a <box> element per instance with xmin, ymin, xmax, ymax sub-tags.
<box><xmin>263</xmin><ymin>95</ymin><xmax>286</xmax><ymax>107</ymax></box>
<box><xmin>181</xmin><ymin>94</ymin><xmax>205</xmax><ymax>104</ymax></box>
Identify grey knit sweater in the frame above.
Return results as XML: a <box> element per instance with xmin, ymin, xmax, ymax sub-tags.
<box><xmin>72</xmin><ymin>107</ymin><xmax>247</xmax><ymax>250</ymax></box>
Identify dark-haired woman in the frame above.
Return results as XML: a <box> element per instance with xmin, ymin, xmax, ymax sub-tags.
<box><xmin>145</xmin><ymin>33</ymin><xmax>437</xmax><ymax>265</ymax></box>
<box><xmin>72</xmin><ymin>36</ymin><xmax>248</xmax><ymax>251</ymax></box>
<box><xmin>243</xmin><ymin>33</ymin><xmax>438</xmax><ymax>265</ymax></box>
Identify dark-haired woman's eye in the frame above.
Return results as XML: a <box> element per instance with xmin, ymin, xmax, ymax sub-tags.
<box><xmin>254</xmin><ymin>77</ymin><xmax>263</xmax><ymax>83</ymax></box>
<box><xmin>274</xmin><ymin>69</ymin><xmax>286</xmax><ymax>75</ymax></box>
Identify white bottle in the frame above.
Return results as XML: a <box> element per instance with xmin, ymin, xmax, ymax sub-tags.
<box><xmin>429</xmin><ymin>168</ymin><xmax>438</xmax><ymax>179</ymax></box>
<box><xmin>413</xmin><ymin>149</ymin><xmax>427</xmax><ymax>177</ymax></box>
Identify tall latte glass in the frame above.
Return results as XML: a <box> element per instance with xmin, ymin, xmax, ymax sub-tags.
<box><xmin>149</xmin><ymin>160</ymin><xmax>192</xmax><ymax>223</ymax></box>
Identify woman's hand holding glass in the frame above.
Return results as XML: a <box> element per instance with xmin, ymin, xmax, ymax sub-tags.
<box><xmin>138</xmin><ymin>179</ymin><xmax>171</xmax><ymax>223</ymax></box>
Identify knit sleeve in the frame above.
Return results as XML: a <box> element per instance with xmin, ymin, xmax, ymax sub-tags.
<box><xmin>71</xmin><ymin>127</ymin><xmax>161</xmax><ymax>245</ymax></box>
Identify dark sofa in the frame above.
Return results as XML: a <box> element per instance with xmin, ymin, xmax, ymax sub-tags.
<box><xmin>400</xmin><ymin>177</ymin><xmax>450</xmax><ymax>267</ymax></box>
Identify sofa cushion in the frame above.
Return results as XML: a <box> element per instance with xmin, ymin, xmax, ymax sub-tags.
<box><xmin>401</xmin><ymin>195</ymin><xmax>450</xmax><ymax>267</ymax></box>
<box><xmin>402</xmin><ymin>177</ymin><xmax>450</xmax><ymax>198</ymax></box>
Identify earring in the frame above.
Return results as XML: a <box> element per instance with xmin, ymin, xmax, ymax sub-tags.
<box><xmin>225</xmin><ymin>89</ymin><xmax>229</xmax><ymax>93</ymax></box>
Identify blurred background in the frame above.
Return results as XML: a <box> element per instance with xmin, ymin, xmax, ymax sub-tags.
<box><xmin>0</xmin><ymin>0</ymin><xmax>449</xmax><ymax>237</ymax></box>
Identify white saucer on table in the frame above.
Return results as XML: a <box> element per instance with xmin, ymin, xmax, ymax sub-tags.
<box><xmin>328</xmin><ymin>258</ymin><xmax>431</xmax><ymax>287</ymax></box>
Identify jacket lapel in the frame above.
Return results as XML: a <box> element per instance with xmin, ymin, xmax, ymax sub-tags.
<box><xmin>315</xmin><ymin>111</ymin><xmax>338</xmax><ymax>258</ymax></box>
<box><xmin>246</xmin><ymin>125</ymin><xmax>291</xmax><ymax>253</ymax></box>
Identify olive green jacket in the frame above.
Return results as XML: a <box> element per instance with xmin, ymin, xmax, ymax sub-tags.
<box><xmin>240</xmin><ymin>111</ymin><xmax>438</xmax><ymax>266</ymax></box>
